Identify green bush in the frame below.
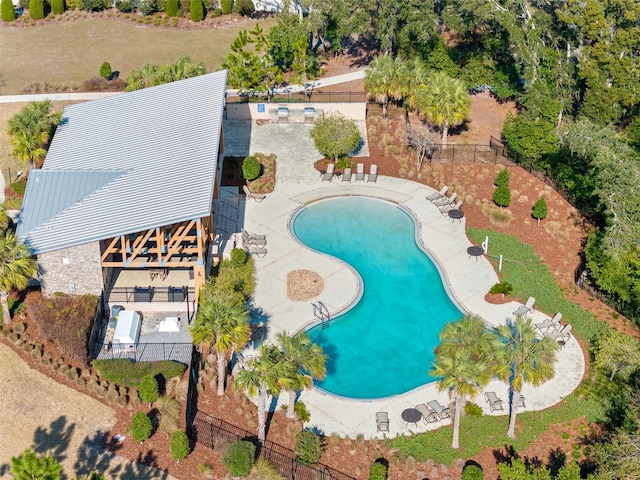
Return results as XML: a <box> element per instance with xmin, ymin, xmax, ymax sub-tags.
<box><xmin>220</xmin><ymin>0</ymin><xmax>232</xmax><ymax>14</ymax></box>
<box><xmin>369</xmin><ymin>459</ymin><xmax>388</xmax><ymax>480</ymax></box>
<box><xmin>131</xmin><ymin>412</ymin><xmax>153</xmax><ymax>443</ymax></box>
<box><xmin>207</xmin><ymin>257</ymin><xmax>256</xmax><ymax>302</ymax></box>
<box><xmin>242</xmin><ymin>155</ymin><xmax>261</xmax><ymax>181</ymax></box>
<box><xmin>99</xmin><ymin>62</ymin><xmax>112</xmax><ymax>80</ymax></box>
<box><xmin>115</xmin><ymin>0</ymin><xmax>135</xmax><ymax>12</ymax></box>
<box><xmin>233</xmin><ymin>0</ymin><xmax>253</xmax><ymax>16</ymax></box>
<box><xmin>230</xmin><ymin>248</ymin><xmax>248</xmax><ymax>268</ymax></box>
<box><xmin>464</xmin><ymin>402</ymin><xmax>483</xmax><ymax>417</ymax></box>
<box><xmin>189</xmin><ymin>0</ymin><xmax>203</xmax><ymax>21</ymax></box>
<box><xmin>223</xmin><ymin>441</ymin><xmax>255</xmax><ymax>477</ymax></box>
<box><xmin>294</xmin><ymin>430</ymin><xmax>323</xmax><ymax>465</ymax></box>
<box><xmin>139</xmin><ymin>374</ymin><xmax>160</xmax><ymax>405</ymax></box>
<box><xmin>1</xmin><ymin>0</ymin><xmax>15</xmax><ymax>22</ymax></box>
<box><xmin>138</xmin><ymin>0</ymin><xmax>156</xmax><ymax>15</ymax></box>
<box><xmin>171</xmin><ymin>430</ymin><xmax>190</xmax><ymax>462</ymax></box>
<box><xmin>166</xmin><ymin>0</ymin><xmax>178</xmax><ymax>16</ymax></box>
<box><xmin>494</xmin><ymin>168</ymin><xmax>509</xmax><ymax>187</ymax></box>
<box><xmin>493</xmin><ymin>185</ymin><xmax>511</xmax><ymax>207</ymax></box>
<box><xmin>91</xmin><ymin>359</ymin><xmax>186</xmax><ymax>386</ymax></box>
<box><xmin>81</xmin><ymin>0</ymin><xmax>106</xmax><ymax>11</ymax></box>
<box><xmin>51</xmin><ymin>0</ymin><xmax>64</xmax><ymax>14</ymax></box>
<box><xmin>462</xmin><ymin>464</ymin><xmax>484</xmax><ymax>480</ymax></box>
<box><xmin>29</xmin><ymin>0</ymin><xmax>44</xmax><ymax>18</ymax></box>
<box><xmin>489</xmin><ymin>281</ymin><xmax>513</xmax><ymax>296</ymax></box>
<box><xmin>532</xmin><ymin>197</ymin><xmax>548</xmax><ymax>224</ymax></box>
<box><xmin>211</xmin><ymin>6</ymin><xmax>222</xmax><ymax>16</ymax></box>
<box><xmin>335</xmin><ymin>156</ymin><xmax>353</xmax><ymax>170</ymax></box>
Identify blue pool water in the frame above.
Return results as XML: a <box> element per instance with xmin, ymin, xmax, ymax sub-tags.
<box><xmin>291</xmin><ymin>196</ymin><xmax>463</xmax><ymax>399</ymax></box>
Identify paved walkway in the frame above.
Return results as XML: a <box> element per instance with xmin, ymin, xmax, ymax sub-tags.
<box><xmin>229</xmin><ymin>120</ymin><xmax>586</xmax><ymax>440</ymax></box>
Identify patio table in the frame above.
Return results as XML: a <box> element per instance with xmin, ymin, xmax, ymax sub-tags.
<box><xmin>401</xmin><ymin>408</ymin><xmax>422</xmax><ymax>428</ymax></box>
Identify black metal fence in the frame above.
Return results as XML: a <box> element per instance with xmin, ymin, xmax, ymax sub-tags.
<box><xmin>191</xmin><ymin>412</ymin><xmax>355</xmax><ymax>480</ymax></box>
<box><xmin>226</xmin><ymin>90</ymin><xmax>366</xmax><ymax>104</ymax></box>
<box><xmin>106</xmin><ymin>285</ymin><xmax>194</xmax><ymax>303</ymax></box>
<box><xmin>429</xmin><ymin>141</ymin><xmax>517</xmax><ymax>165</ymax></box>
<box><xmin>94</xmin><ymin>342</ymin><xmax>193</xmax><ymax>364</ymax></box>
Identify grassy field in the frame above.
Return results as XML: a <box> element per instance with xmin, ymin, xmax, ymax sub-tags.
<box><xmin>0</xmin><ymin>16</ymin><xmax>275</xmax><ymax>95</ymax></box>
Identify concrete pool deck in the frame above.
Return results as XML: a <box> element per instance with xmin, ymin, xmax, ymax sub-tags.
<box><xmin>226</xmin><ymin>120</ymin><xmax>586</xmax><ymax>439</ymax></box>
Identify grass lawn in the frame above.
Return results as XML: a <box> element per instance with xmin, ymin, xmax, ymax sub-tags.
<box><xmin>0</xmin><ymin>17</ymin><xmax>275</xmax><ymax>95</ymax></box>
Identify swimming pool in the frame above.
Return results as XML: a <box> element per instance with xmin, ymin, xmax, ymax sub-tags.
<box><xmin>291</xmin><ymin>196</ymin><xmax>463</xmax><ymax>399</ymax></box>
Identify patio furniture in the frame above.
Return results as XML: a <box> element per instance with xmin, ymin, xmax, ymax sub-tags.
<box><xmin>427</xmin><ymin>400</ymin><xmax>450</xmax><ymax>420</ymax></box>
<box><xmin>245</xmin><ymin>245</ymin><xmax>267</xmax><ymax>258</ymax></box>
<box><xmin>321</xmin><ymin>163</ymin><xmax>335</xmax><ymax>181</ymax></box>
<box><xmin>242</xmin><ymin>230</ymin><xmax>267</xmax><ymax>247</ymax></box>
<box><xmin>355</xmin><ymin>163</ymin><xmax>365</xmax><ymax>181</ymax></box>
<box><xmin>516</xmin><ymin>394</ymin><xmax>526</xmax><ymax>409</ymax></box>
<box><xmin>401</xmin><ymin>408</ymin><xmax>422</xmax><ymax>428</ymax></box>
<box><xmin>149</xmin><ymin>268</ymin><xmax>167</xmax><ymax>281</ymax></box>
<box><xmin>243</xmin><ymin>185</ymin><xmax>266</xmax><ymax>202</ymax></box>
<box><xmin>484</xmin><ymin>391</ymin><xmax>504</xmax><ymax>412</ymax></box>
<box><xmin>368</xmin><ymin>164</ymin><xmax>378</xmax><ymax>183</ymax></box>
<box><xmin>416</xmin><ymin>404</ymin><xmax>440</xmax><ymax>424</ymax></box>
<box><xmin>513</xmin><ymin>296</ymin><xmax>536</xmax><ymax>317</ymax></box>
<box><xmin>448</xmin><ymin>208</ymin><xmax>464</xmax><ymax>222</ymax></box>
<box><xmin>342</xmin><ymin>167</ymin><xmax>352</xmax><ymax>182</ymax></box>
<box><xmin>427</xmin><ymin>186</ymin><xmax>448</xmax><ymax>202</ymax></box>
<box><xmin>535</xmin><ymin>312</ymin><xmax>562</xmax><ymax>333</ymax></box>
<box><xmin>434</xmin><ymin>191</ymin><xmax>457</xmax><ymax>206</ymax></box>
<box><xmin>158</xmin><ymin>316</ymin><xmax>180</xmax><ymax>333</ymax></box>
<box><xmin>467</xmin><ymin>245</ymin><xmax>484</xmax><ymax>260</ymax></box>
<box><xmin>376</xmin><ymin>412</ymin><xmax>389</xmax><ymax>433</ymax></box>
<box><xmin>439</xmin><ymin>200</ymin><xmax>463</xmax><ymax>215</ymax></box>
<box><xmin>544</xmin><ymin>323</ymin><xmax>572</xmax><ymax>343</ymax></box>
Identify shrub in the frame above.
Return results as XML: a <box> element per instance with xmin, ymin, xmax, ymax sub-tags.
<box><xmin>242</xmin><ymin>156</ymin><xmax>261</xmax><ymax>181</ymax></box>
<box><xmin>532</xmin><ymin>197</ymin><xmax>548</xmax><ymax>225</ymax></box>
<box><xmin>310</xmin><ymin>113</ymin><xmax>362</xmax><ymax>161</ymax></box>
<box><xmin>139</xmin><ymin>374</ymin><xmax>160</xmax><ymax>405</ymax></box>
<box><xmin>99</xmin><ymin>62</ymin><xmax>112</xmax><ymax>80</ymax></box>
<box><xmin>211</xmin><ymin>6</ymin><xmax>222</xmax><ymax>16</ymax></box>
<box><xmin>92</xmin><ymin>359</ymin><xmax>186</xmax><ymax>386</ymax></box>
<box><xmin>294</xmin><ymin>401</ymin><xmax>310</xmax><ymax>424</ymax></box>
<box><xmin>1</xmin><ymin>0</ymin><xmax>14</xmax><ymax>22</ymax></box>
<box><xmin>115</xmin><ymin>0</ymin><xmax>135</xmax><ymax>12</ymax></box>
<box><xmin>335</xmin><ymin>156</ymin><xmax>353</xmax><ymax>170</ymax></box>
<box><xmin>51</xmin><ymin>0</ymin><xmax>64</xmax><ymax>13</ymax></box>
<box><xmin>29</xmin><ymin>0</ymin><xmax>44</xmax><ymax>18</ymax></box>
<box><xmin>233</xmin><ymin>0</ymin><xmax>253</xmax><ymax>16</ymax></box>
<box><xmin>12</xmin><ymin>322</ymin><xmax>26</xmax><ymax>334</ymax></box>
<box><xmin>220</xmin><ymin>0</ymin><xmax>231</xmax><ymax>14</ymax></box>
<box><xmin>138</xmin><ymin>0</ymin><xmax>156</xmax><ymax>15</ymax></box>
<box><xmin>294</xmin><ymin>430</ymin><xmax>323</xmax><ymax>465</ymax></box>
<box><xmin>494</xmin><ymin>168</ymin><xmax>509</xmax><ymax>187</ymax></box>
<box><xmin>171</xmin><ymin>430</ymin><xmax>190</xmax><ymax>462</ymax></box>
<box><xmin>493</xmin><ymin>185</ymin><xmax>511</xmax><ymax>207</ymax></box>
<box><xmin>230</xmin><ymin>248</ymin><xmax>248</xmax><ymax>268</ymax></box>
<box><xmin>223</xmin><ymin>441</ymin><xmax>255</xmax><ymax>477</ymax></box>
<box><xmin>369</xmin><ymin>459</ymin><xmax>388</xmax><ymax>480</ymax></box>
<box><xmin>189</xmin><ymin>0</ymin><xmax>203</xmax><ymax>21</ymax></box>
<box><xmin>82</xmin><ymin>0</ymin><xmax>106</xmax><ymax>11</ymax></box>
<box><xmin>131</xmin><ymin>412</ymin><xmax>153</xmax><ymax>443</ymax></box>
<box><xmin>464</xmin><ymin>402</ymin><xmax>483</xmax><ymax>417</ymax></box>
<box><xmin>489</xmin><ymin>281</ymin><xmax>513</xmax><ymax>296</ymax></box>
<box><xmin>166</xmin><ymin>0</ymin><xmax>178</xmax><ymax>16</ymax></box>
<box><xmin>462</xmin><ymin>464</ymin><xmax>484</xmax><ymax>480</ymax></box>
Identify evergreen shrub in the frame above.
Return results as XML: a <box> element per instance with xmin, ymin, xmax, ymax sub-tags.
<box><xmin>233</xmin><ymin>0</ymin><xmax>253</xmax><ymax>15</ymax></box>
<box><xmin>189</xmin><ymin>0</ymin><xmax>202</xmax><ymax>21</ymax></box>
<box><xmin>493</xmin><ymin>185</ymin><xmax>511</xmax><ymax>207</ymax></box>
<box><xmin>532</xmin><ymin>197</ymin><xmax>548</xmax><ymax>224</ymax></box>
<box><xmin>242</xmin><ymin>155</ymin><xmax>261</xmax><ymax>181</ymax></box>
<box><xmin>139</xmin><ymin>375</ymin><xmax>160</xmax><ymax>405</ymax></box>
<box><xmin>1</xmin><ymin>0</ymin><xmax>14</xmax><ymax>22</ymax></box>
<box><xmin>369</xmin><ymin>459</ymin><xmax>388</xmax><ymax>480</ymax></box>
<box><xmin>99</xmin><ymin>62</ymin><xmax>112</xmax><ymax>80</ymax></box>
<box><xmin>223</xmin><ymin>441</ymin><xmax>255</xmax><ymax>477</ymax></box>
<box><xmin>51</xmin><ymin>0</ymin><xmax>64</xmax><ymax>14</ymax></box>
<box><xmin>494</xmin><ymin>168</ymin><xmax>509</xmax><ymax>187</ymax></box>
<box><xmin>115</xmin><ymin>0</ymin><xmax>135</xmax><ymax>12</ymax></box>
<box><xmin>294</xmin><ymin>430</ymin><xmax>323</xmax><ymax>465</ymax></box>
<box><xmin>220</xmin><ymin>0</ymin><xmax>231</xmax><ymax>14</ymax></box>
<box><xmin>171</xmin><ymin>430</ymin><xmax>190</xmax><ymax>461</ymax></box>
<box><xmin>131</xmin><ymin>412</ymin><xmax>153</xmax><ymax>443</ymax></box>
<box><xmin>230</xmin><ymin>248</ymin><xmax>248</xmax><ymax>268</ymax></box>
<box><xmin>462</xmin><ymin>464</ymin><xmax>484</xmax><ymax>480</ymax></box>
<box><xmin>29</xmin><ymin>0</ymin><xmax>44</xmax><ymax>19</ymax></box>
<box><xmin>166</xmin><ymin>0</ymin><xmax>178</xmax><ymax>16</ymax></box>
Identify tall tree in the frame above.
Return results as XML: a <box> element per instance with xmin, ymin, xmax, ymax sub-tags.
<box><xmin>276</xmin><ymin>330</ymin><xmax>327</xmax><ymax>419</ymax></box>
<box><xmin>495</xmin><ymin>317</ymin><xmax>558</xmax><ymax>439</ymax></box>
<box><xmin>364</xmin><ymin>55</ymin><xmax>408</xmax><ymax>119</ymax></box>
<box><xmin>594</xmin><ymin>330</ymin><xmax>640</xmax><ymax>381</ymax></box>
<box><xmin>190</xmin><ymin>297</ymin><xmax>250</xmax><ymax>396</ymax></box>
<box><xmin>412</xmin><ymin>71</ymin><xmax>471</xmax><ymax>145</ymax></box>
<box><xmin>235</xmin><ymin>344</ymin><xmax>296</xmax><ymax>442</ymax></box>
<box><xmin>0</xmin><ymin>231</ymin><xmax>37</xmax><ymax>325</ymax></box>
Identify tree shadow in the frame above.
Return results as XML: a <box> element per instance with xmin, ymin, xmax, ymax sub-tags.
<box><xmin>546</xmin><ymin>447</ymin><xmax>567</xmax><ymax>477</ymax></box>
<box><xmin>33</xmin><ymin>415</ymin><xmax>75</xmax><ymax>463</ymax></box>
<box><xmin>492</xmin><ymin>444</ymin><xmax>544</xmax><ymax>470</ymax></box>
<box><xmin>73</xmin><ymin>429</ymin><xmax>121</xmax><ymax>479</ymax></box>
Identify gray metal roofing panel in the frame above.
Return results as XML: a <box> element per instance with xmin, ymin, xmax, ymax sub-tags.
<box><xmin>18</xmin><ymin>71</ymin><xmax>227</xmax><ymax>254</ymax></box>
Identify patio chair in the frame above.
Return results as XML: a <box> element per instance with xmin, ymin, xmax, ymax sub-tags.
<box><xmin>427</xmin><ymin>186</ymin><xmax>448</xmax><ymax>202</ymax></box>
<box><xmin>544</xmin><ymin>323</ymin><xmax>572</xmax><ymax>343</ymax></box>
<box><xmin>434</xmin><ymin>191</ymin><xmax>457</xmax><ymax>206</ymax></box>
<box><xmin>355</xmin><ymin>163</ymin><xmax>365</xmax><ymax>181</ymax></box>
<box><xmin>244</xmin><ymin>245</ymin><xmax>267</xmax><ymax>258</ymax></box>
<box><xmin>243</xmin><ymin>185</ymin><xmax>266</xmax><ymax>202</ymax></box>
<box><xmin>416</xmin><ymin>404</ymin><xmax>440</xmax><ymax>424</ymax></box>
<box><xmin>513</xmin><ymin>296</ymin><xmax>536</xmax><ymax>317</ymax></box>
<box><xmin>484</xmin><ymin>391</ymin><xmax>504</xmax><ymax>412</ymax></box>
<box><xmin>368</xmin><ymin>164</ymin><xmax>378</xmax><ymax>183</ymax></box>
<box><xmin>427</xmin><ymin>400</ymin><xmax>451</xmax><ymax>420</ymax></box>
<box><xmin>376</xmin><ymin>412</ymin><xmax>389</xmax><ymax>433</ymax></box>
<box><xmin>535</xmin><ymin>312</ymin><xmax>562</xmax><ymax>333</ymax></box>
<box><xmin>516</xmin><ymin>394</ymin><xmax>526</xmax><ymax>409</ymax></box>
<box><xmin>242</xmin><ymin>230</ymin><xmax>267</xmax><ymax>248</ymax></box>
<box><xmin>321</xmin><ymin>163</ymin><xmax>335</xmax><ymax>181</ymax></box>
<box><xmin>342</xmin><ymin>167</ymin><xmax>352</xmax><ymax>182</ymax></box>
<box><xmin>439</xmin><ymin>200</ymin><xmax>463</xmax><ymax>215</ymax></box>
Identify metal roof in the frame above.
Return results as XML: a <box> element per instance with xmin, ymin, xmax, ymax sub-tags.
<box><xmin>16</xmin><ymin>71</ymin><xmax>228</xmax><ymax>254</ymax></box>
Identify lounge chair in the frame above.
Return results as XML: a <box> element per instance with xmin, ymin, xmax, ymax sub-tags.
<box><xmin>513</xmin><ymin>296</ymin><xmax>536</xmax><ymax>317</ymax></box>
<box><xmin>435</xmin><ymin>191</ymin><xmax>457</xmax><ymax>207</ymax></box>
<box><xmin>535</xmin><ymin>312</ymin><xmax>562</xmax><ymax>333</ymax></box>
<box><xmin>243</xmin><ymin>185</ymin><xmax>266</xmax><ymax>202</ymax></box>
<box><xmin>439</xmin><ymin>200</ymin><xmax>463</xmax><ymax>215</ymax></box>
<box><xmin>321</xmin><ymin>163</ymin><xmax>335</xmax><ymax>181</ymax></box>
<box><xmin>516</xmin><ymin>394</ymin><xmax>526</xmax><ymax>409</ymax></box>
<box><xmin>416</xmin><ymin>404</ymin><xmax>440</xmax><ymax>424</ymax></box>
<box><xmin>355</xmin><ymin>163</ymin><xmax>365</xmax><ymax>181</ymax></box>
<box><xmin>342</xmin><ymin>167</ymin><xmax>352</xmax><ymax>182</ymax></box>
<box><xmin>376</xmin><ymin>412</ymin><xmax>389</xmax><ymax>433</ymax></box>
<box><xmin>245</xmin><ymin>245</ymin><xmax>267</xmax><ymax>258</ymax></box>
<box><xmin>368</xmin><ymin>164</ymin><xmax>378</xmax><ymax>183</ymax></box>
<box><xmin>427</xmin><ymin>400</ymin><xmax>450</xmax><ymax>420</ymax></box>
<box><xmin>545</xmin><ymin>323</ymin><xmax>572</xmax><ymax>342</ymax></box>
<box><xmin>427</xmin><ymin>186</ymin><xmax>448</xmax><ymax>202</ymax></box>
<box><xmin>242</xmin><ymin>230</ymin><xmax>266</xmax><ymax>247</ymax></box>
<box><xmin>484</xmin><ymin>391</ymin><xmax>504</xmax><ymax>412</ymax></box>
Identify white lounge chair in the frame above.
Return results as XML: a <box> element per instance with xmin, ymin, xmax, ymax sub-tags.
<box><xmin>355</xmin><ymin>163</ymin><xmax>365</xmax><ymax>181</ymax></box>
<box><xmin>427</xmin><ymin>400</ymin><xmax>450</xmax><ymax>420</ymax></box>
<box><xmin>242</xmin><ymin>230</ymin><xmax>266</xmax><ymax>248</ymax></box>
<box><xmin>342</xmin><ymin>167</ymin><xmax>352</xmax><ymax>182</ymax></box>
<box><xmin>484</xmin><ymin>391</ymin><xmax>504</xmax><ymax>412</ymax></box>
<box><xmin>321</xmin><ymin>163</ymin><xmax>335</xmax><ymax>181</ymax></box>
<box><xmin>368</xmin><ymin>164</ymin><xmax>378</xmax><ymax>182</ymax></box>
<box><xmin>435</xmin><ymin>191</ymin><xmax>457</xmax><ymax>206</ymax></box>
<box><xmin>535</xmin><ymin>312</ymin><xmax>562</xmax><ymax>333</ymax></box>
<box><xmin>376</xmin><ymin>412</ymin><xmax>389</xmax><ymax>432</ymax></box>
<box><xmin>245</xmin><ymin>245</ymin><xmax>267</xmax><ymax>258</ymax></box>
<box><xmin>545</xmin><ymin>323</ymin><xmax>572</xmax><ymax>343</ymax></box>
<box><xmin>439</xmin><ymin>200</ymin><xmax>463</xmax><ymax>215</ymax></box>
<box><xmin>513</xmin><ymin>296</ymin><xmax>536</xmax><ymax>317</ymax></box>
<box><xmin>427</xmin><ymin>186</ymin><xmax>448</xmax><ymax>202</ymax></box>
<box><xmin>416</xmin><ymin>404</ymin><xmax>440</xmax><ymax>424</ymax></box>
<box><xmin>243</xmin><ymin>185</ymin><xmax>266</xmax><ymax>202</ymax></box>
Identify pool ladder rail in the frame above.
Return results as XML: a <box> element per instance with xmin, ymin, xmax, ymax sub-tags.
<box><xmin>312</xmin><ymin>301</ymin><xmax>331</xmax><ymax>329</ymax></box>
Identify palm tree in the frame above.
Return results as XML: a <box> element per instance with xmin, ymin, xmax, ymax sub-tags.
<box><xmin>190</xmin><ymin>297</ymin><xmax>250</xmax><ymax>396</ymax></box>
<box><xmin>495</xmin><ymin>317</ymin><xmax>558</xmax><ymax>439</ymax></box>
<box><xmin>0</xmin><ymin>231</ymin><xmax>37</xmax><ymax>324</ymax></box>
<box><xmin>438</xmin><ymin>314</ymin><xmax>498</xmax><ymax>360</ymax></box>
<box><xmin>125</xmin><ymin>62</ymin><xmax>159</xmax><ymax>92</ymax></box>
<box><xmin>365</xmin><ymin>55</ymin><xmax>408</xmax><ymax>119</ymax></box>
<box><xmin>7</xmin><ymin>100</ymin><xmax>58</xmax><ymax>168</ymax></box>
<box><xmin>235</xmin><ymin>344</ymin><xmax>296</xmax><ymax>442</ymax></box>
<box><xmin>276</xmin><ymin>330</ymin><xmax>327</xmax><ymax>419</ymax></box>
<box><xmin>412</xmin><ymin>71</ymin><xmax>471</xmax><ymax>145</ymax></box>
